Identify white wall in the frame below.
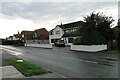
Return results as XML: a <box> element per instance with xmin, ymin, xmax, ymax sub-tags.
<box><xmin>12</xmin><ymin>36</ymin><xmax>19</xmax><ymax>40</ymax></box>
<box><xmin>71</xmin><ymin>45</ymin><xmax>107</xmax><ymax>52</ymax></box>
<box><xmin>25</xmin><ymin>43</ymin><xmax>53</xmax><ymax>49</ymax></box>
<box><xmin>49</xmin><ymin>26</ymin><xmax>64</xmax><ymax>43</ymax></box>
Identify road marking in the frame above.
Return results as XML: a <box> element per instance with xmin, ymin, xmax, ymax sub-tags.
<box><xmin>4</xmin><ymin>47</ymin><xmax>99</xmax><ymax>65</ymax></box>
<box><xmin>106</xmin><ymin>57</ymin><xmax>118</xmax><ymax>60</ymax></box>
<box><xmin>63</xmin><ymin>57</ymin><xmax>98</xmax><ymax>64</ymax></box>
<box><xmin>2</xmin><ymin>48</ymin><xmax>22</xmax><ymax>56</ymax></box>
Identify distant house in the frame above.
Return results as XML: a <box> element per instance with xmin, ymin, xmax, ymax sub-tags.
<box><xmin>33</xmin><ymin>28</ymin><xmax>49</xmax><ymax>40</ymax></box>
<box><xmin>21</xmin><ymin>30</ymin><xmax>34</xmax><ymax>42</ymax></box>
<box><xmin>49</xmin><ymin>21</ymin><xmax>84</xmax><ymax>45</ymax></box>
<box><xmin>21</xmin><ymin>28</ymin><xmax>49</xmax><ymax>44</ymax></box>
<box><xmin>7</xmin><ymin>36</ymin><xmax>13</xmax><ymax>40</ymax></box>
<box><xmin>13</xmin><ymin>32</ymin><xmax>22</xmax><ymax>40</ymax></box>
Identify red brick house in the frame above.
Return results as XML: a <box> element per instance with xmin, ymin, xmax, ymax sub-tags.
<box><xmin>21</xmin><ymin>30</ymin><xmax>34</xmax><ymax>41</ymax></box>
<box><xmin>33</xmin><ymin>28</ymin><xmax>49</xmax><ymax>40</ymax></box>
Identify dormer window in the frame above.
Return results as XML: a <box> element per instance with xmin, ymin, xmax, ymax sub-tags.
<box><xmin>33</xmin><ymin>32</ymin><xmax>37</xmax><ymax>38</ymax></box>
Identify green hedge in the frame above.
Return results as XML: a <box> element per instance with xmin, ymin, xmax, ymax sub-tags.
<box><xmin>80</xmin><ymin>29</ymin><xmax>107</xmax><ymax>45</ymax></box>
<box><xmin>2</xmin><ymin>40</ymin><xmax>24</xmax><ymax>46</ymax></box>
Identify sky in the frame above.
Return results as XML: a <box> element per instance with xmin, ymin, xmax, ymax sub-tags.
<box><xmin>0</xmin><ymin>0</ymin><xmax>119</xmax><ymax>38</ymax></box>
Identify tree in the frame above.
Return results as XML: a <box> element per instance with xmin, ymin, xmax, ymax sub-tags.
<box><xmin>113</xmin><ymin>25</ymin><xmax>120</xmax><ymax>49</ymax></box>
<box><xmin>79</xmin><ymin>12</ymin><xmax>114</xmax><ymax>45</ymax></box>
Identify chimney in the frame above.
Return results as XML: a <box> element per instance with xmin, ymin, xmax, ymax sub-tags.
<box><xmin>18</xmin><ymin>31</ymin><xmax>19</xmax><ymax>34</ymax></box>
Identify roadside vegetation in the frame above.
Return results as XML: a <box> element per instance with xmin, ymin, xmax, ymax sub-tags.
<box><xmin>73</xmin><ymin>12</ymin><xmax>120</xmax><ymax>52</ymax></box>
<box><xmin>2</xmin><ymin>40</ymin><xmax>24</xmax><ymax>46</ymax></box>
<box><xmin>108</xmin><ymin>50</ymin><xmax>120</xmax><ymax>54</ymax></box>
<box><xmin>6</xmin><ymin>59</ymin><xmax>52</xmax><ymax>76</ymax></box>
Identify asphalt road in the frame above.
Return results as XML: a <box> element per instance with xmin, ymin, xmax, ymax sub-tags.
<box><xmin>1</xmin><ymin>45</ymin><xmax>118</xmax><ymax>78</ymax></box>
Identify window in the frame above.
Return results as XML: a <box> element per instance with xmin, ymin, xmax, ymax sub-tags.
<box><xmin>68</xmin><ymin>38</ymin><xmax>73</xmax><ymax>43</ymax></box>
<box><xmin>73</xmin><ymin>29</ymin><xmax>76</xmax><ymax>32</ymax></box>
<box><xmin>34</xmin><ymin>32</ymin><xmax>37</xmax><ymax>38</ymax></box>
<box><xmin>22</xmin><ymin>34</ymin><xmax>24</xmax><ymax>38</ymax></box>
<box><xmin>56</xmin><ymin>31</ymin><xmax>60</xmax><ymax>34</ymax></box>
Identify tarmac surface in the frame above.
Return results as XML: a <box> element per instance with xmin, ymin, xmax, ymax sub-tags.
<box><xmin>1</xmin><ymin>45</ymin><xmax>119</xmax><ymax>79</ymax></box>
<box><xmin>1</xmin><ymin>49</ymin><xmax>63</xmax><ymax>79</ymax></box>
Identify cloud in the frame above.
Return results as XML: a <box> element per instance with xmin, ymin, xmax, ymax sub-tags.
<box><xmin>0</xmin><ymin>2</ymin><xmax>118</xmax><ymax>38</ymax></box>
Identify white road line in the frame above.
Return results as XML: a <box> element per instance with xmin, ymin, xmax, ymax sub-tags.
<box><xmin>106</xmin><ymin>57</ymin><xmax>118</xmax><ymax>60</ymax></box>
<box><xmin>63</xmin><ymin>57</ymin><xmax>98</xmax><ymax>64</ymax></box>
<box><xmin>2</xmin><ymin>48</ymin><xmax>22</xmax><ymax>56</ymax></box>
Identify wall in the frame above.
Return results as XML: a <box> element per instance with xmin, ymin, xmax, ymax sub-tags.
<box><xmin>26</xmin><ymin>40</ymin><xmax>49</xmax><ymax>44</ymax></box>
<box><xmin>49</xmin><ymin>26</ymin><xmax>64</xmax><ymax>43</ymax></box>
<box><xmin>25</xmin><ymin>43</ymin><xmax>53</xmax><ymax>49</ymax></box>
<box><xmin>12</xmin><ymin>36</ymin><xmax>19</xmax><ymax>40</ymax></box>
<box><xmin>71</xmin><ymin>45</ymin><xmax>107</xmax><ymax>52</ymax></box>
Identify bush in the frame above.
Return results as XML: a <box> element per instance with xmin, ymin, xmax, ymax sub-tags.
<box><xmin>80</xmin><ymin>29</ymin><xmax>107</xmax><ymax>45</ymax></box>
<box><xmin>73</xmin><ymin>36</ymin><xmax>81</xmax><ymax>45</ymax></box>
<box><xmin>2</xmin><ymin>40</ymin><xmax>24</xmax><ymax>46</ymax></box>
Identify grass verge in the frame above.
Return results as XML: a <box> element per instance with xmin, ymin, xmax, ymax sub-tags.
<box><xmin>108</xmin><ymin>50</ymin><xmax>120</xmax><ymax>54</ymax></box>
<box><xmin>6</xmin><ymin>59</ymin><xmax>52</xmax><ymax>76</ymax></box>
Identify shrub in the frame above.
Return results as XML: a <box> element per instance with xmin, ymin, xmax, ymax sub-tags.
<box><xmin>80</xmin><ymin>29</ymin><xmax>107</xmax><ymax>45</ymax></box>
<box><xmin>73</xmin><ymin>36</ymin><xmax>81</xmax><ymax>45</ymax></box>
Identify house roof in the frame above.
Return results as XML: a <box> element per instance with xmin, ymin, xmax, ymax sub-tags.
<box><xmin>34</xmin><ymin>28</ymin><xmax>46</xmax><ymax>31</ymax></box>
<box><xmin>21</xmin><ymin>30</ymin><xmax>34</xmax><ymax>34</ymax></box>
<box><xmin>9</xmin><ymin>36</ymin><xmax>13</xmax><ymax>38</ymax></box>
<box><xmin>14</xmin><ymin>34</ymin><xmax>21</xmax><ymax>38</ymax></box>
<box><xmin>58</xmin><ymin>21</ymin><xmax>84</xmax><ymax>29</ymax></box>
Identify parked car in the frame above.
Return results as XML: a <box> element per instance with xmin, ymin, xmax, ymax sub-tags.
<box><xmin>54</xmin><ymin>40</ymin><xmax>65</xmax><ymax>47</ymax></box>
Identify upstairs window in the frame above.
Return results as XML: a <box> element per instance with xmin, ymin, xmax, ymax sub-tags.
<box><xmin>56</xmin><ymin>31</ymin><xmax>60</xmax><ymax>34</ymax></box>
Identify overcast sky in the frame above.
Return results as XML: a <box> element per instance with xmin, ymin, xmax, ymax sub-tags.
<box><xmin>0</xmin><ymin>1</ymin><xmax>118</xmax><ymax>38</ymax></box>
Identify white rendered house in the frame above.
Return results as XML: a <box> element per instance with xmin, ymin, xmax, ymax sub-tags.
<box><xmin>49</xmin><ymin>21</ymin><xmax>84</xmax><ymax>46</ymax></box>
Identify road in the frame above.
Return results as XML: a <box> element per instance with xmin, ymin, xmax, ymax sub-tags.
<box><xmin>1</xmin><ymin>45</ymin><xmax>118</xmax><ymax>78</ymax></box>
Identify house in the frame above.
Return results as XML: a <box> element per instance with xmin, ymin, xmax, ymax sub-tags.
<box><xmin>12</xmin><ymin>32</ymin><xmax>21</xmax><ymax>40</ymax></box>
<box><xmin>21</xmin><ymin>28</ymin><xmax>50</xmax><ymax>44</ymax></box>
<box><xmin>7</xmin><ymin>36</ymin><xmax>13</xmax><ymax>40</ymax></box>
<box><xmin>31</xmin><ymin>28</ymin><xmax>50</xmax><ymax>44</ymax></box>
<box><xmin>21</xmin><ymin>30</ymin><xmax>34</xmax><ymax>42</ymax></box>
<box><xmin>33</xmin><ymin>28</ymin><xmax>49</xmax><ymax>40</ymax></box>
<box><xmin>49</xmin><ymin>21</ymin><xmax>84</xmax><ymax>45</ymax></box>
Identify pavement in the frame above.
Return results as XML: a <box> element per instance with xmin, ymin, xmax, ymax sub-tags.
<box><xmin>2</xmin><ymin>66</ymin><xmax>24</xmax><ymax>78</ymax></box>
<box><xmin>1</xmin><ymin>49</ymin><xmax>64</xmax><ymax>79</ymax></box>
<box><xmin>1</xmin><ymin>45</ymin><xmax>119</xmax><ymax>78</ymax></box>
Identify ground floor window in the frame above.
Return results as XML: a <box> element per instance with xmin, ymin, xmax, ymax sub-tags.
<box><xmin>51</xmin><ymin>39</ymin><xmax>54</xmax><ymax>43</ymax></box>
<box><xmin>68</xmin><ymin>38</ymin><xmax>73</xmax><ymax>43</ymax></box>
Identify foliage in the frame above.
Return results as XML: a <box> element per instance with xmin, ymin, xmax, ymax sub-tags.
<box><xmin>2</xmin><ymin>40</ymin><xmax>24</xmax><ymax>46</ymax></box>
<box><xmin>78</xmin><ymin>12</ymin><xmax>114</xmax><ymax>45</ymax></box>
<box><xmin>73</xmin><ymin>36</ymin><xmax>81</xmax><ymax>45</ymax></box>
<box><xmin>80</xmin><ymin>29</ymin><xmax>107</xmax><ymax>45</ymax></box>
<box><xmin>113</xmin><ymin>26</ymin><xmax>120</xmax><ymax>49</ymax></box>
<box><xmin>6</xmin><ymin>59</ymin><xmax>51</xmax><ymax>76</ymax></box>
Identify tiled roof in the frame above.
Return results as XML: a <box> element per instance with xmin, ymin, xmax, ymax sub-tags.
<box><xmin>21</xmin><ymin>30</ymin><xmax>34</xmax><ymax>34</ymax></box>
<box><xmin>58</xmin><ymin>21</ymin><xmax>84</xmax><ymax>29</ymax></box>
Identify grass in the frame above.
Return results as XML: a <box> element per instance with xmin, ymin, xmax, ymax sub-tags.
<box><xmin>6</xmin><ymin>59</ymin><xmax>52</xmax><ymax>76</ymax></box>
<box><xmin>108</xmin><ymin>50</ymin><xmax>120</xmax><ymax>54</ymax></box>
